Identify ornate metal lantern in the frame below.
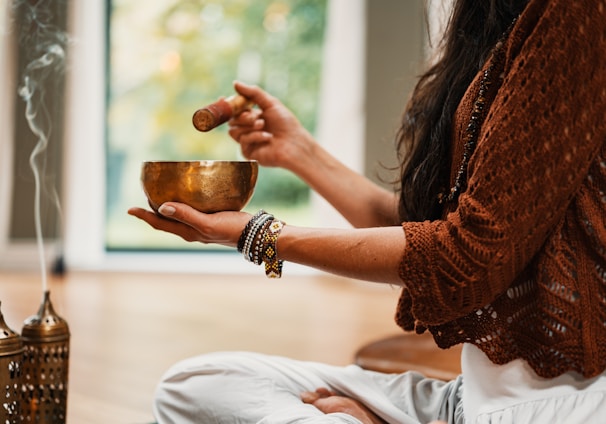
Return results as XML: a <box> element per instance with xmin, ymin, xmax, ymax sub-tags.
<box><xmin>21</xmin><ymin>291</ymin><xmax>70</xmax><ymax>423</ymax></box>
<box><xmin>0</xmin><ymin>302</ymin><xmax>24</xmax><ymax>424</ymax></box>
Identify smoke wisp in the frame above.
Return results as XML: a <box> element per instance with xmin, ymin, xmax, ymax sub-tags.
<box><xmin>13</xmin><ymin>0</ymin><xmax>70</xmax><ymax>290</ymax></box>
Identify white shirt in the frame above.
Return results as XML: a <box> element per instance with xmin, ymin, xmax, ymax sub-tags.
<box><xmin>461</xmin><ymin>343</ymin><xmax>606</xmax><ymax>423</ymax></box>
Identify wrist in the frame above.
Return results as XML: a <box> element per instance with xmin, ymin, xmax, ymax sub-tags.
<box><xmin>238</xmin><ymin>210</ymin><xmax>286</xmax><ymax>278</ymax></box>
<box><xmin>286</xmin><ymin>135</ymin><xmax>326</xmax><ymax>180</ymax></box>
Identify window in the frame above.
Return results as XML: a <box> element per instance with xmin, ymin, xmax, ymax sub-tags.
<box><xmin>4</xmin><ymin>0</ymin><xmax>429</xmax><ymax>274</ymax></box>
<box><xmin>106</xmin><ymin>0</ymin><xmax>328</xmax><ymax>250</ymax></box>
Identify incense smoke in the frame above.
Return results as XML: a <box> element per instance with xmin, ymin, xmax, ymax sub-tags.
<box><xmin>14</xmin><ymin>0</ymin><xmax>69</xmax><ymax>291</ymax></box>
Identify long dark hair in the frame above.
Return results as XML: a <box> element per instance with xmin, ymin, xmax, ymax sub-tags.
<box><xmin>397</xmin><ymin>0</ymin><xmax>529</xmax><ymax>222</ymax></box>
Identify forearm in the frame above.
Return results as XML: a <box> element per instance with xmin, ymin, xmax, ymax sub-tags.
<box><xmin>289</xmin><ymin>141</ymin><xmax>400</xmax><ymax>228</ymax></box>
<box><xmin>277</xmin><ymin>224</ymin><xmax>406</xmax><ymax>285</ymax></box>
<box><xmin>229</xmin><ymin>82</ymin><xmax>400</xmax><ymax>228</ymax></box>
<box><xmin>128</xmin><ymin>200</ymin><xmax>406</xmax><ymax>285</ymax></box>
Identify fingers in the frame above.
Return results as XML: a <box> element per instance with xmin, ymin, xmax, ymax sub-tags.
<box><xmin>241</xmin><ymin>139</ymin><xmax>275</xmax><ymax>162</ymax></box>
<box><xmin>158</xmin><ymin>202</ymin><xmax>186</xmax><ymax>221</ymax></box>
<box><xmin>315</xmin><ymin>388</ymin><xmax>335</xmax><ymax>397</ymax></box>
<box><xmin>228</xmin><ymin>116</ymin><xmax>273</xmax><ymax>162</ymax></box>
<box><xmin>228</xmin><ymin>109</ymin><xmax>272</xmax><ymax>152</ymax></box>
<box><xmin>127</xmin><ymin>205</ymin><xmax>179</xmax><ymax>229</ymax></box>
<box><xmin>130</xmin><ymin>203</ymin><xmax>252</xmax><ymax>248</ymax></box>
<box><xmin>233</xmin><ymin>80</ymin><xmax>276</xmax><ymax>110</ymax></box>
<box><xmin>128</xmin><ymin>206</ymin><xmax>171</xmax><ymax>224</ymax></box>
<box><xmin>154</xmin><ymin>202</ymin><xmax>210</xmax><ymax>233</ymax></box>
<box><xmin>300</xmin><ymin>391</ymin><xmax>321</xmax><ymax>404</ymax></box>
<box><xmin>300</xmin><ymin>388</ymin><xmax>336</xmax><ymax>404</ymax></box>
<box><xmin>301</xmin><ymin>390</ymin><xmax>387</xmax><ymax>424</ymax></box>
<box><xmin>127</xmin><ymin>206</ymin><xmax>200</xmax><ymax>242</ymax></box>
<box><xmin>230</xmin><ymin>109</ymin><xmax>264</xmax><ymax>127</ymax></box>
<box><xmin>228</xmin><ymin>125</ymin><xmax>272</xmax><ymax>146</ymax></box>
<box><xmin>127</xmin><ymin>206</ymin><xmax>151</xmax><ymax>220</ymax></box>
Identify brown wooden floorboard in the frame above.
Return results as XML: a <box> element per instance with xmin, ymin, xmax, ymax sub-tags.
<box><xmin>0</xmin><ymin>270</ymin><xmax>407</xmax><ymax>423</ymax></box>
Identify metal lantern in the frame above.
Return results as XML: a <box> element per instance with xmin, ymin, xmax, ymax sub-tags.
<box><xmin>21</xmin><ymin>291</ymin><xmax>70</xmax><ymax>424</ymax></box>
<box><xmin>0</xmin><ymin>301</ymin><xmax>25</xmax><ymax>424</ymax></box>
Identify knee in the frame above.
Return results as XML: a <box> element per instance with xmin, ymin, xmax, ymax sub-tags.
<box><xmin>153</xmin><ymin>352</ymin><xmax>264</xmax><ymax>422</ymax></box>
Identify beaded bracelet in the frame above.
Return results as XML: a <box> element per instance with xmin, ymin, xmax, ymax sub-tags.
<box><xmin>242</xmin><ymin>213</ymin><xmax>274</xmax><ymax>263</ymax></box>
<box><xmin>251</xmin><ymin>218</ymin><xmax>273</xmax><ymax>265</ymax></box>
<box><xmin>262</xmin><ymin>219</ymin><xmax>285</xmax><ymax>278</ymax></box>
<box><xmin>237</xmin><ymin>210</ymin><xmax>265</xmax><ymax>253</ymax></box>
<box><xmin>246</xmin><ymin>214</ymin><xmax>273</xmax><ymax>264</ymax></box>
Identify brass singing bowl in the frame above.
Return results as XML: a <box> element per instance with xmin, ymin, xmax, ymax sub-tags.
<box><xmin>141</xmin><ymin>160</ymin><xmax>258</xmax><ymax>213</ymax></box>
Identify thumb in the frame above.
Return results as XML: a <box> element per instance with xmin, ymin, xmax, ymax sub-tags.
<box><xmin>158</xmin><ymin>202</ymin><xmax>201</xmax><ymax>226</ymax></box>
<box><xmin>158</xmin><ymin>203</ymin><xmax>177</xmax><ymax>217</ymax></box>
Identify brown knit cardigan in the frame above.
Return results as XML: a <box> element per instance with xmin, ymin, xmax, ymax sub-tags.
<box><xmin>395</xmin><ymin>0</ymin><xmax>606</xmax><ymax>379</ymax></box>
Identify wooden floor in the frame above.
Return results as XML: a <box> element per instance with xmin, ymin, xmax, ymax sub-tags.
<box><xmin>0</xmin><ymin>270</ymin><xmax>405</xmax><ymax>424</ymax></box>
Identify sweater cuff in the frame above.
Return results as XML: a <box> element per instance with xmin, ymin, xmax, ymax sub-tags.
<box><xmin>397</xmin><ymin>221</ymin><xmax>444</xmax><ymax>327</ymax></box>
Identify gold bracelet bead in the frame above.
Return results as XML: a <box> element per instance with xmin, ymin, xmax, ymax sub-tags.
<box><xmin>252</xmin><ymin>219</ymin><xmax>273</xmax><ymax>265</ymax></box>
<box><xmin>262</xmin><ymin>219</ymin><xmax>285</xmax><ymax>278</ymax></box>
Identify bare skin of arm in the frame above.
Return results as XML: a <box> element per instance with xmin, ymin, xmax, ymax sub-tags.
<box><xmin>129</xmin><ymin>81</ymin><xmax>406</xmax><ymax>284</ymax></box>
<box><xmin>128</xmin><ymin>82</ymin><xmax>407</xmax><ymax>422</ymax></box>
<box><xmin>301</xmin><ymin>388</ymin><xmax>387</xmax><ymax>424</ymax></box>
<box><xmin>228</xmin><ymin>81</ymin><xmax>400</xmax><ymax>228</ymax></box>
<box><xmin>300</xmin><ymin>388</ymin><xmax>448</xmax><ymax>424</ymax></box>
<box><xmin>127</xmin><ymin>205</ymin><xmax>405</xmax><ymax>286</ymax></box>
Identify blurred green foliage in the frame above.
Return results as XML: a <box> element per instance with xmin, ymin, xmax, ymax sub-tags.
<box><xmin>106</xmin><ymin>0</ymin><xmax>327</xmax><ymax>249</ymax></box>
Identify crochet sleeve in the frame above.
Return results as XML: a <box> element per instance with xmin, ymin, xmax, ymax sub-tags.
<box><xmin>398</xmin><ymin>0</ymin><xmax>606</xmax><ymax>327</ymax></box>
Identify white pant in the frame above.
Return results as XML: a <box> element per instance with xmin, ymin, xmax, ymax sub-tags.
<box><xmin>153</xmin><ymin>351</ymin><xmax>464</xmax><ymax>424</ymax></box>
<box><xmin>154</xmin><ymin>350</ymin><xmax>606</xmax><ymax>424</ymax></box>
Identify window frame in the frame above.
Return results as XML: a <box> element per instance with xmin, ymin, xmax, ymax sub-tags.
<box><xmin>61</xmin><ymin>0</ymin><xmax>365</xmax><ymax>273</ymax></box>
<box><xmin>2</xmin><ymin>0</ymin><xmax>436</xmax><ymax>274</ymax></box>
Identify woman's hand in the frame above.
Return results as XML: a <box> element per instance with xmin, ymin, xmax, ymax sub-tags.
<box><xmin>301</xmin><ymin>388</ymin><xmax>387</xmax><ymax>424</ymax></box>
<box><xmin>127</xmin><ymin>203</ymin><xmax>252</xmax><ymax>248</ymax></box>
<box><xmin>228</xmin><ymin>81</ymin><xmax>316</xmax><ymax>172</ymax></box>
<box><xmin>301</xmin><ymin>388</ymin><xmax>448</xmax><ymax>424</ymax></box>
<box><xmin>230</xmin><ymin>81</ymin><xmax>399</xmax><ymax>228</ymax></box>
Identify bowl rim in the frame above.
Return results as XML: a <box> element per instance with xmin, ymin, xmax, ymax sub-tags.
<box><xmin>142</xmin><ymin>160</ymin><xmax>258</xmax><ymax>165</ymax></box>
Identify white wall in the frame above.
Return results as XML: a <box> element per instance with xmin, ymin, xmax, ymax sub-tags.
<box><xmin>61</xmin><ymin>0</ymin><xmax>107</xmax><ymax>270</ymax></box>
<box><xmin>0</xmin><ymin>2</ymin><xmax>17</xmax><ymax>264</ymax></box>
<box><xmin>1</xmin><ymin>0</ymin><xmax>451</xmax><ymax>274</ymax></box>
<box><xmin>312</xmin><ymin>0</ymin><xmax>366</xmax><ymax>229</ymax></box>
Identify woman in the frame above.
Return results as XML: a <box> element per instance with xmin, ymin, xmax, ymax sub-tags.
<box><xmin>128</xmin><ymin>0</ymin><xmax>606</xmax><ymax>422</ymax></box>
